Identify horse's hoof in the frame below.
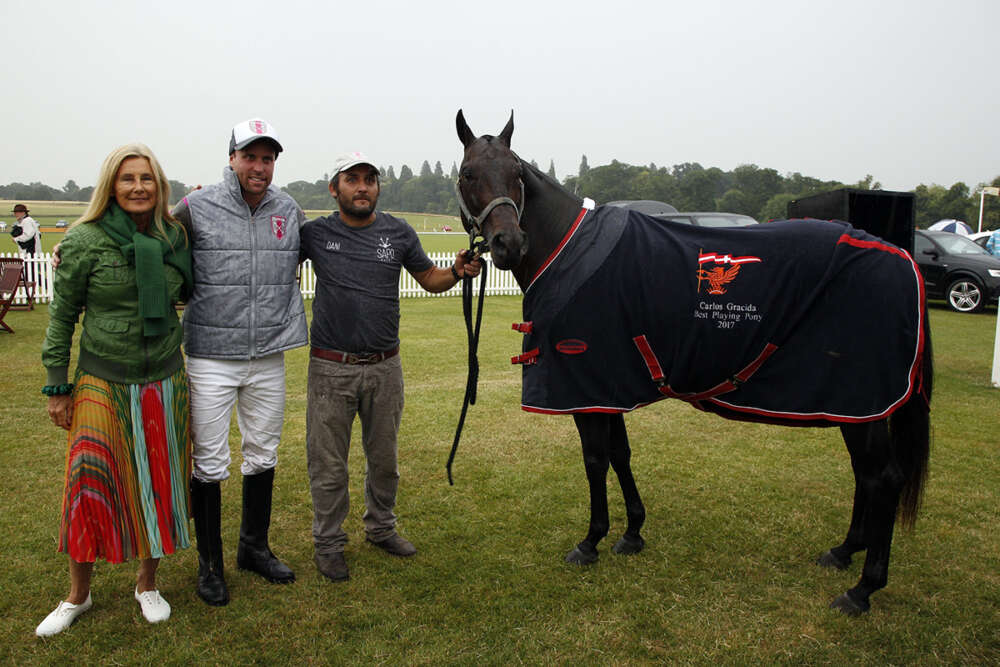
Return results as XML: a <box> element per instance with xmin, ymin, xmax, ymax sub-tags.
<box><xmin>565</xmin><ymin>543</ymin><xmax>599</xmax><ymax>565</ymax></box>
<box><xmin>612</xmin><ymin>535</ymin><xmax>645</xmax><ymax>555</ymax></box>
<box><xmin>817</xmin><ymin>550</ymin><xmax>851</xmax><ymax>570</ymax></box>
<box><xmin>829</xmin><ymin>592</ymin><xmax>870</xmax><ymax>616</ymax></box>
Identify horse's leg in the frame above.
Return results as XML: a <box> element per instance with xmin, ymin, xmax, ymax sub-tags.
<box><xmin>817</xmin><ymin>424</ymin><xmax>870</xmax><ymax>571</ymax></box>
<box><xmin>828</xmin><ymin>420</ymin><xmax>904</xmax><ymax>616</ymax></box>
<box><xmin>606</xmin><ymin>413</ymin><xmax>646</xmax><ymax>555</ymax></box>
<box><xmin>565</xmin><ymin>413</ymin><xmax>612</xmax><ymax>565</ymax></box>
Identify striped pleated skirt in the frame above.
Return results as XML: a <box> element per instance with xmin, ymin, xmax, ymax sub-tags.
<box><xmin>59</xmin><ymin>367</ymin><xmax>192</xmax><ymax>563</ymax></box>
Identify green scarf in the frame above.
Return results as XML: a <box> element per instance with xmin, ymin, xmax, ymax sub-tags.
<box><xmin>98</xmin><ymin>203</ymin><xmax>193</xmax><ymax>337</ymax></box>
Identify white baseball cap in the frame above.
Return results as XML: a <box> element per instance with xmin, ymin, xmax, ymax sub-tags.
<box><xmin>229</xmin><ymin>118</ymin><xmax>283</xmax><ymax>154</ymax></box>
<box><xmin>331</xmin><ymin>151</ymin><xmax>378</xmax><ymax>177</ymax></box>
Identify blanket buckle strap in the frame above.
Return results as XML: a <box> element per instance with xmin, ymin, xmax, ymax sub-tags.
<box><xmin>511</xmin><ymin>348</ymin><xmax>540</xmax><ymax>365</ymax></box>
<box><xmin>632</xmin><ymin>335</ymin><xmax>666</xmax><ymax>386</ymax></box>
<box><xmin>632</xmin><ymin>336</ymin><xmax>780</xmax><ymax>401</ymax></box>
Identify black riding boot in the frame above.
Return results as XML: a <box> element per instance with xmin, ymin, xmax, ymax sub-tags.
<box><xmin>237</xmin><ymin>469</ymin><xmax>296</xmax><ymax>583</ymax></box>
<box><xmin>190</xmin><ymin>478</ymin><xmax>229</xmax><ymax>606</ymax></box>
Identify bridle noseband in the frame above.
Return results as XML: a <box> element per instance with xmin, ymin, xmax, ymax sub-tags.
<box><xmin>454</xmin><ymin>178</ymin><xmax>525</xmax><ymax>255</ymax></box>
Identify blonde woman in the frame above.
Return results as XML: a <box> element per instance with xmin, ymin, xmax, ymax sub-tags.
<box><xmin>37</xmin><ymin>144</ymin><xmax>193</xmax><ymax>637</ymax></box>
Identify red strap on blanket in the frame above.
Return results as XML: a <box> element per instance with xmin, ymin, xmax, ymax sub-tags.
<box><xmin>511</xmin><ymin>348</ymin><xmax>540</xmax><ymax>365</ymax></box>
<box><xmin>632</xmin><ymin>335</ymin><xmax>778</xmax><ymax>401</ymax></box>
<box><xmin>632</xmin><ymin>335</ymin><xmax>664</xmax><ymax>381</ymax></box>
<box><xmin>512</xmin><ymin>322</ymin><xmax>533</xmax><ymax>333</ymax></box>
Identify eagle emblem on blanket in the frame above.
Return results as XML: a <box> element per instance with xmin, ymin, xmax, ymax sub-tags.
<box><xmin>697</xmin><ymin>264</ymin><xmax>741</xmax><ymax>295</ymax></box>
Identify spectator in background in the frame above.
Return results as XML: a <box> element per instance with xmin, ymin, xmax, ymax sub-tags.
<box><xmin>11</xmin><ymin>204</ymin><xmax>39</xmax><ymax>255</ymax></box>
<box><xmin>986</xmin><ymin>228</ymin><xmax>1000</xmax><ymax>258</ymax></box>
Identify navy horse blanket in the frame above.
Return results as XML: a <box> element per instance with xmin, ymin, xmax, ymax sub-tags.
<box><xmin>515</xmin><ymin>205</ymin><xmax>927</xmax><ymax>426</ymax></box>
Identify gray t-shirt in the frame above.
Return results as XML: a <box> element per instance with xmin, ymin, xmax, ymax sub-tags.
<box><xmin>300</xmin><ymin>210</ymin><xmax>434</xmax><ymax>353</ymax></box>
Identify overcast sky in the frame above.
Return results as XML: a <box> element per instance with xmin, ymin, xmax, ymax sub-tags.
<box><xmin>4</xmin><ymin>0</ymin><xmax>997</xmax><ymax>195</ymax></box>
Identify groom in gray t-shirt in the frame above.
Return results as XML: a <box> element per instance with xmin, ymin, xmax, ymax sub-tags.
<box><xmin>299</xmin><ymin>151</ymin><xmax>480</xmax><ymax>582</ymax></box>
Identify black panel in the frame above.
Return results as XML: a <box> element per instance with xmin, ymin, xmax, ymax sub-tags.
<box><xmin>788</xmin><ymin>188</ymin><xmax>915</xmax><ymax>254</ymax></box>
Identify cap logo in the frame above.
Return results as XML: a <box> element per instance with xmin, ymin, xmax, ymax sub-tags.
<box><xmin>250</xmin><ymin>120</ymin><xmax>266</xmax><ymax>135</ymax></box>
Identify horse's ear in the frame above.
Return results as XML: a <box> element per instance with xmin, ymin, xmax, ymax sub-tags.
<box><xmin>498</xmin><ymin>111</ymin><xmax>514</xmax><ymax>147</ymax></box>
<box><xmin>456</xmin><ymin>110</ymin><xmax>476</xmax><ymax>148</ymax></box>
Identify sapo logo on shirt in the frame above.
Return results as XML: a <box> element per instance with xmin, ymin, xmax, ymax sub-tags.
<box><xmin>377</xmin><ymin>237</ymin><xmax>395</xmax><ymax>262</ymax></box>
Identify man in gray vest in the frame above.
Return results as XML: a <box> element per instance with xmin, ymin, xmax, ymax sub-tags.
<box><xmin>173</xmin><ymin>119</ymin><xmax>307</xmax><ymax>606</ymax></box>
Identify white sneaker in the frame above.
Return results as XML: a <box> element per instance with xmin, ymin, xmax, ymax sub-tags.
<box><xmin>35</xmin><ymin>594</ymin><xmax>93</xmax><ymax>637</ymax></box>
<box><xmin>134</xmin><ymin>588</ymin><xmax>171</xmax><ymax>624</ymax></box>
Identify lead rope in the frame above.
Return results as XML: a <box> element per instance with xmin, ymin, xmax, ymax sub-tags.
<box><xmin>447</xmin><ymin>242</ymin><xmax>489</xmax><ymax>485</ymax></box>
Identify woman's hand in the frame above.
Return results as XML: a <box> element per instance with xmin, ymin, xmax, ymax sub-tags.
<box><xmin>47</xmin><ymin>394</ymin><xmax>73</xmax><ymax>430</ymax></box>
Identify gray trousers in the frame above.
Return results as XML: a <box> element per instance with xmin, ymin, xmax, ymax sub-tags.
<box><xmin>306</xmin><ymin>354</ymin><xmax>404</xmax><ymax>554</ymax></box>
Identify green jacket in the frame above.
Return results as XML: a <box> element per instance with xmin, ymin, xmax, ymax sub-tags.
<box><xmin>42</xmin><ymin>221</ymin><xmax>189</xmax><ymax>386</ymax></box>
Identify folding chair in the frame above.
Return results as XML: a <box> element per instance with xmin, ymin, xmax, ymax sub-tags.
<box><xmin>0</xmin><ymin>257</ymin><xmax>25</xmax><ymax>333</ymax></box>
<box><xmin>8</xmin><ymin>256</ymin><xmax>36</xmax><ymax>311</ymax></box>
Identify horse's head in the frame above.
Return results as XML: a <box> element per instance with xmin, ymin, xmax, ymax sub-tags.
<box><xmin>455</xmin><ymin>110</ymin><xmax>528</xmax><ymax>270</ymax></box>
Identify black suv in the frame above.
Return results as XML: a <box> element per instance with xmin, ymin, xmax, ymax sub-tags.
<box><xmin>914</xmin><ymin>230</ymin><xmax>1000</xmax><ymax>312</ymax></box>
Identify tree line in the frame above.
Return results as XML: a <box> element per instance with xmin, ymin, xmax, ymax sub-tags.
<box><xmin>3</xmin><ymin>158</ymin><xmax>998</xmax><ymax>230</ymax></box>
<box><xmin>0</xmin><ymin>179</ymin><xmax>193</xmax><ymax>208</ymax></box>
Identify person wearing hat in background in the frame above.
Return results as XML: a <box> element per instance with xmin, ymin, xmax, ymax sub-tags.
<box><xmin>170</xmin><ymin>119</ymin><xmax>307</xmax><ymax>606</ymax></box>
<box><xmin>299</xmin><ymin>152</ymin><xmax>481</xmax><ymax>582</ymax></box>
<box><xmin>11</xmin><ymin>204</ymin><xmax>39</xmax><ymax>255</ymax></box>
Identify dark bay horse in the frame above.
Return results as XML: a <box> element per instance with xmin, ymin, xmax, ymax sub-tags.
<box><xmin>454</xmin><ymin>110</ymin><xmax>932</xmax><ymax>615</ymax></box>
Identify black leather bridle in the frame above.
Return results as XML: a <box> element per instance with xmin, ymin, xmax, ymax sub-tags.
<box><xmin>446</xmin><ymin>177</ymin><xmax>525</xmax><ymax>484</ymax></box>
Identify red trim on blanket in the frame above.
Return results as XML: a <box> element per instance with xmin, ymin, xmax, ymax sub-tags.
<box><xmin>522</xmin><ymin>399</ymin><xmax>662</xmax><ymax>415</ymax></box>
<box><xmin>836</xmin><ymin>233</ymin><xmax>911</xmax><ymax>260</ymax></box>
<box><xmin>702</xmin><ymin>396</ymin><xmax>893</xmax><ymax>423</ymax></box>
<box><xmin>528</xmin><ymin>206</ymin><xmax>591</xmax><ymax>288</ymax></box>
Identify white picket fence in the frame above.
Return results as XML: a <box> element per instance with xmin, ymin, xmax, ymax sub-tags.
<box><xmin>3</xmin><ymin>252</ymin><xmax>522</xmax><ymax>305</ymax></box>
<box><xmin>1</xmin><ymin>252</ymin><xmax>52</xmax><ymax>306</ymax></box>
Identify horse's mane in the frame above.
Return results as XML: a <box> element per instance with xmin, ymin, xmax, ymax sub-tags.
<box><xmin>516</xmin><ymin>153</ymin><xmax>578</xmax><ymax>202</ymax></box>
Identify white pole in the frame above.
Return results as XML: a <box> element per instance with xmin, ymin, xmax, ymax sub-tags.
<box><xmin>979</xmin><ymin>190</ymin><xmax>986</xmax><ymax>233</ymax></box>
<box><xmin>980</xmin><ymin>186</ymin><xmax>1000</xmax><ymax>234</ymax></box>
<box><xmin>993</xmin><ymin>297</ymin><xmax>1000</xmax><ymax>388</ymax></box>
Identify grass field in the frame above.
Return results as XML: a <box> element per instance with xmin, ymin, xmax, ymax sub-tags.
<box><xmin>1</xmin><ymin>200</ymin><xmax>467</xmax><ymax>256</ymax></box>
<box><xmin>1</xmin><ymin>294</ymin><xmax>998</xmax><ymax>663</ymax></box>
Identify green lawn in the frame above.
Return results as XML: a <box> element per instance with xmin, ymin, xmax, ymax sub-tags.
<box><xmin>2</xmin><ymin>295</ymin><xmax>998</xmax><ymax>662</ymax></box>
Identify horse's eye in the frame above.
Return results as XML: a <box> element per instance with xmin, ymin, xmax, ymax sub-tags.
<box><xmin>461</xmin><ymin>169</ymin><xmax>476</xmax><ymax>182</ymax></box>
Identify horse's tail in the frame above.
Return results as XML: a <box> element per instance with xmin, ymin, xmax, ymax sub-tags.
<box><xmin>891</xmin><ymin>306</ymin><xmax>933</xmax><ymax>530</ymax></box>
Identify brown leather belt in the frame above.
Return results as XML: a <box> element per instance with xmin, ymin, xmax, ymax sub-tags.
<box><xmin>311</xmin><ymin>346</ymin><xmax>400</xmax><ymax>365</ymax></box>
